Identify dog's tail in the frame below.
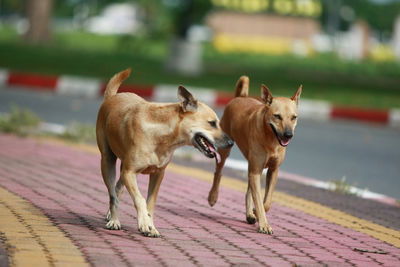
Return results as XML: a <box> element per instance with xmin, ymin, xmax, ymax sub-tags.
<box><xmin>235</xmin><ymin>76</ymin><xmax>249</xmax><ymax>97</ymax></box>
<box><xmin>103</xmin><ymin>68</ymin><xmax>131</xmax><ymax>101</ymax></box>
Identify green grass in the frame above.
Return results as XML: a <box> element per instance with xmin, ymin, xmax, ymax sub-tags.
<box><xmin>0</xmin><ymin>105</ymin><xmax>41</xmax><ymax>136</ymax></box>
<box><xmin>328</xmin><ymin>176</ymin><xmax>355</xmax><ymax>195</ymax></box>
<box><xmin>1</xmin><ymin>28</ymin><xmax>400</xmax><ymax>109</ymax></box>
<box><xmin>0</xmin><ymin>104</ymin><xmax>96</xmax><ymax>143</ymax></box>
<box><xmin>60</xmin><ymin>122</ymin><xmax>96</xmax><ymax>143</ymax></box>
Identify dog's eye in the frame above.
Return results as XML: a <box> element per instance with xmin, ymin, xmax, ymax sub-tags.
<box><xmin>273</xmin><ymin>114</ymin><xmax>282</xmax><ymax>120</ymax></box>
<box><xmin>292</xmin><ymin>115</ymin><xmax>297</xmax><ymax>121</ymax></box>
<box><xmin>208</xmin><ymin>120</ymin><xmax>217</xmax><ymax>128</ymax></box>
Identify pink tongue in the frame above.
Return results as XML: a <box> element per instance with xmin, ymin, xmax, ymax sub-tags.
<box><xmin>208</xmin><ymin>146</ymin><xmax>221</xmax><ymax>164</ymax></box>
<box><xmin>280</xmin><ymin>137</ymin><xmax>290</xmax><ymax>146</ymax></box>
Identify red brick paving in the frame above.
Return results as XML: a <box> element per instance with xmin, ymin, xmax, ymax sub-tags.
<box><xmin>0</xmin><ymin>134</ymin><xmax>400</xmax><ymax>266</ymax></box>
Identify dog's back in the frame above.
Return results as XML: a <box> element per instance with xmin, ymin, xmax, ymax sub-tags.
<box><xmin>220</xmin><ymin>76</ymin><xmax>265</xmax><ymax>158</ymax></box>
<box><xmin>96</xmin><ymin>69</ymin><xmax>147</xmax><ymax>159</ymax></box>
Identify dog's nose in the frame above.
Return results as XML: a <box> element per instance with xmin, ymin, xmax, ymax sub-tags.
<box><xmin>226</xmin><ymin>137</ymin><xmax>234</xmax><ymax>148</ymax></box>
<box><xmin>283</xmin><ymin>131</ymin><xmax>293</xmax><ymax>139</ymax></box>
<box><xmin>223</xmin><ymin>134</ymin><xmax>234</xmax><ymax>148</ymax></box>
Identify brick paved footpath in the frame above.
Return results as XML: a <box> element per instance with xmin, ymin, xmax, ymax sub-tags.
<box><xmin>0</xmin><ymin>134</ymin><xmax>399</xmax><ymax>266</ymax></box>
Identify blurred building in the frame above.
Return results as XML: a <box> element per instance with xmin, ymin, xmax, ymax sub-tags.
<box><xmin>205</xmin><ymin>0</ymin><xmax>398</xmax><ymax>61</ymax></box>
<box><xmin>206</xmin><ymin>0</ymin><xmax>322</xmax><ymax>56</ymax></box>
<box><xmin>207</xmin><ymin>12</ymin><xmax>319</xmax><ymax>56</ymax></box>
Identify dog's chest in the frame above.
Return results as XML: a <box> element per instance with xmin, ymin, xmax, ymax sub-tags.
<box><xmin>264</xmin><ymin>150</ymin><xmax>284</xmax><ymax>168</ymax></box>
<box><xmin>140</xmin><ymin>152</ymin><xmax>173</xmax><ymax>174</ymax></box>
<box><xmin>158</xmin><ymin>152</ymin><xmax>173</xmax><ymax>168</ymax></box>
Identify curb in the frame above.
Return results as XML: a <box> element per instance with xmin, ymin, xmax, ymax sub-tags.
<box><xmin>174</xmin><ymin>148</ymin><xmax>399</xmax><ymax>207</ymax></box>
<box><xmin>1</xmin><ymin>68</ymin><xmax>399</xmax><ymax>127</ymax></box>
<box><xmin>221</xmin><ymin>157</ymin><xmax>399</xmax><ymax>207</ymax></box>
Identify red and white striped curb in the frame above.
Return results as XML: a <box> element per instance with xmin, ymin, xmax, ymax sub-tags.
<box><xmin>300</xmin><ymin>99</ymin><xmax>400</xmax><ymax>127</ymax></box>
<box><xmin>0</xmin><ymin>68</ymin><xmax>231</xmax><ymax>106</ymax></box>
<box><xmin>1</xmin><ymin>68</ymin><xmax>399</xmax><ymax>127</ymax></box>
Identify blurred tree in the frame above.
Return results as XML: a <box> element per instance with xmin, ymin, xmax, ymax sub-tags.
<box><xmin>320</xmin><ymin>0</ymin><xmax>400</xmax><ymax>34</ymax></box>
<box><xmin>24</xmin><ymin>0</ymin><xmax>54</xmax><ymax>43</ymax></box>
<box><xmin>348</xmin><ymin>0</ymin><xmax>400</xmax><ymax>33</ymax></box>
<box><xmin>175</xmin><ymin>0</ymin><xmax>194</xmax><ymax>38</ymax></box>
<box><xmin>136</xmin><ymin>0</ymin><xmax>174</xmax><ymax>38</ymax></box>
<box><xmin>0</xmin><ymin>0</ymin><xmax>24</xmax><ymax>15</ymax></box>
<box><xmin>164</xmin><ymin>0</ymin><xmax>213</xmax><ymax>75</ymax></box>
<box><xmin>1</xmin><ymin>0</ymin><xmax>399</xmax><ymax>36</ymax></box>
<box><xmin>323</xmin><ymin>0</ymin><xmax>342</xmax><ymax>34</ymax></box>
<box><xmin>172</xmin><ymin>0</ymin><xmax>212</xmax><ymax>37</ymax></box>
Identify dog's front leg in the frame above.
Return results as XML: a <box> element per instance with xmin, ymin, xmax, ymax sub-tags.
<box><xmin>122</xmin><ymin>168</ymin><xmax>158</xmax><ymax>237</ymax></box>
<box><xmin>248</xmin><ymin>170</ymin><xmax>273</xmax><ymax>234</ymax></box>
<box><xmin>146</xmin><ymin>168</ymin><xmax>166</xmax><ymax>220</ymax></box>
<box><xmin>263</xmin><ymin>167</ymin><xmax>278</xmax><ymax>213</ymax></box>
<box><xmin>208</xmin><ymin>147</ymin><xmax>231</xmax><ymax>207</ymax></box>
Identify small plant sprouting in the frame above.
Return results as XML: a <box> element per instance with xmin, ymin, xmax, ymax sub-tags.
<box><xmin>328</xmin><ymin>176</ymin><xmax>354</xmax><ymax>195</ymax></box>
<box><xmin>0</xmin><ymin>105</ymin><xmax>41</xmax><ymax>136</ymax></box>
<box><xmin>59</xmin><ymin>122</ymin><xmax>96</xmax><ymax>143</ymax></box>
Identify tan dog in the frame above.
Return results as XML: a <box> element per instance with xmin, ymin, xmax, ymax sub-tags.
<box><xmin>96</xmin><ymin>69</ymin><xmax>233</xmax><ymax>237</ymax></box>
<box><xmin>208</xmin><ymin>76</ymin><xmax>301</xmax><ymax>234</ymax></box>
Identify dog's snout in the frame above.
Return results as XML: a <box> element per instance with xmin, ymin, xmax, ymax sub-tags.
<box><xmin>283</xmin><ymin>131</ymin><xmax>293</xmax><ymax>139</ymax></box>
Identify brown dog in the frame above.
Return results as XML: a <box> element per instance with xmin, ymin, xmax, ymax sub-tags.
<box><xmin>96</xmin><ymin>69</ymin><xmax>233</xmax><ymax>237</ymax></box>
<box><xmin>208</xmin><ymin>76</ymin><xmax>301</xmax><ymax>234</ymax></box>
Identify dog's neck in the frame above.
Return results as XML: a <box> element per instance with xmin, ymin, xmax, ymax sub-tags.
<box><xmin>145</xmin><ymin>103</ymin><xmax>187</xmax><ymax>149</ymax></box>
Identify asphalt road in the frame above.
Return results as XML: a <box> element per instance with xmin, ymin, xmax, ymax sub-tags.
<box><xmin>1</xmin><ymin>86</ymin><xmax>400</xmax><ymax>199</ymax></box>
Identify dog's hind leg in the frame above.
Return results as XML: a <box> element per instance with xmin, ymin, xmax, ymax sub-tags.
<box><xmin>245</xmin><ymin>181</ymin><xmax>256</xmax><ymax>224</ymax></box>
<box><xmin>107</xmin><ymin>162</ymin><xmax>125</xmax><ymax>220</ymax></box>
<box><xmin>208</xmin><ymin>147</ymin><xmax>231</xmax><ymax>207</ymax></box>
<box><xmin>116</xmin><ymin>163</ymin><xmax>125</xmax><ymax>202</ymax></box>
<box><xmin>100</xmin><ymin>149</ymin><xmax>121</xmax><ymax>230</ymax></box>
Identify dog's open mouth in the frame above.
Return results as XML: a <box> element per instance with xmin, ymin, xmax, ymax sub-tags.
<box><xmin>192</xmin><ymin>133</ymin><xmax>221</xmax><ymax>163</ymax></box>
<box><xmin>269</xmin><ymin>124</ymin><xmax>291</xmax><ymax>147</ymax></box>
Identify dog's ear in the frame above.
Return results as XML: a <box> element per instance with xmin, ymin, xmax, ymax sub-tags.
<box><xmin>291</xmin><ymin>85</ymin><xmax>302</xmax><ymax>105</ymax></box>
<box><xmin>178</xmin><ymin>86</ymin><xmax>198</xmax><ymax>112</ymax></box>
<box><xmin>261</xmin><ymin>84</ymin><xmax>273</xmax><ymax>105</ymax></box>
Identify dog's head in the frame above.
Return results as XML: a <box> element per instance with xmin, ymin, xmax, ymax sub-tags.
<box><xmin>261</xmin><ymin>84</ymin><xmax>302</xmax><ymax>147</ymax></box>
<box><xmin>178</xmin><ymin>86</ymin><xmax>233</xmax><ymax>162</ymax></box>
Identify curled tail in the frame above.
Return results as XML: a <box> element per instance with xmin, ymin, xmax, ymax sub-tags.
<box><xmin>103</xmin><ymin>68</ymin><xmax>131</xmax><ymax>101</ymax></box>
<box><xmin>235</xmin><ymin>76</ymin><xmax>249</xmax><ymax>97</ymax></box>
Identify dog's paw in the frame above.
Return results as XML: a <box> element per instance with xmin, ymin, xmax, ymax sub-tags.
<box><xmin>137</xmin><ymin>213</ymin><xmax>160</xmax><ymax>237</ymax></box>
<box><xmin>257</xmin><ymin>224</ymin><xmax>273</xmax><ymax>235</ymax></box>
<box><xmin>138</xmin><ymin>224</ymin><xmax>161</xmax><ymax>238</ymax></box>
<box><xmin>246</xmin><ymin>214</ymin><xmax>257</xmax><ymax>224</ymax></box>
<box><xmin>142</xmin><ymin>226</ymin><xmax>161</xmax><ymax>238</ymax></box>
<box><xmin>105</xmin><ymin>210</ymin><xmax>111</xmax><ymax>221</ymax></box>
<box><xmin>208</xmin><ymin>191</ymin><xmax>218</xmax><ymax>207</ymax></box>
<box><xmin>106</xmin><ymin>219</ymin><xmax>121</xmax><ymax>230</ymax></box>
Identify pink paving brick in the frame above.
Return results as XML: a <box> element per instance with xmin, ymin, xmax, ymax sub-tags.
<box><xmin>1</xmin><ymin>134</ymin><xmax>400</xmax><ymax>267</ymax></box>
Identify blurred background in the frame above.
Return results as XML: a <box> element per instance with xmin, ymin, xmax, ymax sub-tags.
<box><xmin>0</xmin><ymin>0</ymin><xmax>400</xmax><ymax>107</ymax></box>
<box><xmin>0</xmin><ymin>0</ymin><xmax>400</xmax><ymax>200</ymax></box>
